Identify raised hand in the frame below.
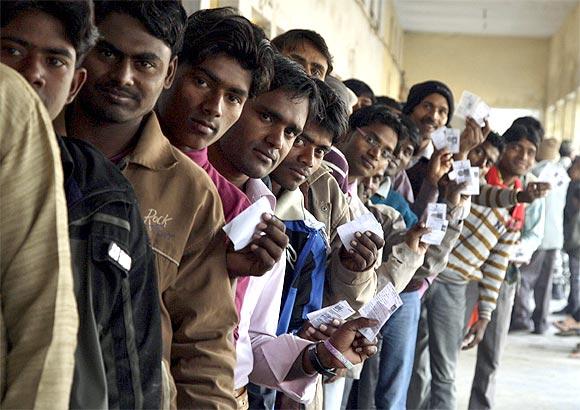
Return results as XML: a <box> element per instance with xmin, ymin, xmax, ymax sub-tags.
<box><xmin>427</xmin><ymin>148</ymin><xmax>453</xmax><ymax>186</ymax></box>
<box><xmin>405</xmin><ymin>222</ymin><xmax>431</xmax><ymax>254</ymax></box>
<box><xmin>339</xmin><ymin>231</ymin><xmax>385</xmax><ymax>272</ymax></box>
<box><xmin>226</xmin><ymin>213</ymin><xmax>289</xmax><ymax>278</ymax></box>
<box><xmin>457</xmin><ymin>117</ymin><xmax>486</xmax><ymax>160</ymax></box>
<box><xmin>517</xmin><ymin>182</ymin><xmax>551</xmax><ymax>203</ymax></box>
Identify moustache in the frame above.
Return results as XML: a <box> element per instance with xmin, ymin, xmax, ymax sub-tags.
<box><xmin>97</xmin><ymin>83</ymin><xmax>140</xmax><ymax>101</ymax></box>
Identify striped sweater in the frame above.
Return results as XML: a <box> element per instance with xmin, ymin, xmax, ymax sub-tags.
<box><xmin>437</xmin><ymin>203</ymin><xmax>520</xmax><ymax>320</ymax></box>
<box><xmin>474</xmin><ymin>182</ymin><xmax>519</xmax><ymax>208</ymax></box>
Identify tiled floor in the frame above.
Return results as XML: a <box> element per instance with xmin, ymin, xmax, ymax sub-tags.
<box><xmin>456</xmin><ymin>301</ymin><xmax>580</xmax><ymax>410</ymax></box>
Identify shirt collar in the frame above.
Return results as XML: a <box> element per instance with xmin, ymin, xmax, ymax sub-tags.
<box><xmin>244</xmin><ymin>178</ymin><xmax>276</xmax><ymax>209</ymax></box>
<box><xmin>375</xmin><ymin>177</ymin><xmax>391</xmax><ymax>199</ymax></box>
<box><xmin>126</xmin><ymin>113</ymin><xmax>178</xmax><ymax>171</ymax></box>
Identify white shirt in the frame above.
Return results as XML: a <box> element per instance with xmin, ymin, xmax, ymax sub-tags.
<box><xmin>234</xmin><ymin>178</ymin><xmax>317</xmax><ymax>403</ymax></box>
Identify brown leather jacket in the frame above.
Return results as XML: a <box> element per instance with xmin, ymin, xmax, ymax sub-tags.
<box><xmin>121</xmin><ymin>114</ymin><xmax>236</xmax><ymax>409</ymax></box>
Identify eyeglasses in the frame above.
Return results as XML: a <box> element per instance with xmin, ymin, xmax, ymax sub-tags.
<box><xmin>357</xmin><ymin>127</ymin><xmax>395</xmax><ymax>161</ymax></box>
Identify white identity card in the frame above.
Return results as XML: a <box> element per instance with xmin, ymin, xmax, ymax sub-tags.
<box><xmin>222</xmin><ymin>196</ymin><xmax>272</xmax><ymax>251</ymax></box>
<box><xmin>358</xmin><ymin>283</ymin><xmax>403</xmax><ymax>341</ymax></box>
<box><xmin>431</xmin><ymin>127</ymin><xmax>460</xmax><ymax>153</ymax></box>
<box><xmin>452</xmin><ymin>160</ymin><xmax>472</xmax><ymax>183</ymax></box>
<box><xmin>337</xmin><ymin>212</ymin><xmax>384</xmax><ymax>252</ymax></box>
<box><xmin>421</xmin><ymin>203</ymin><xmax>448</xmax><ymax>245</ymax></box>
<box><xmin>462</xmin><ymin>167</ymin><xmax>481</xmax><ymax>195</ymax></box>
<box><xmin>455</xmin><ymin>91</ymin><xmax>490</xmax><ymax>127</ymax></box>
<box><xmin>307</xmin><ymin>300</ymin><xmax>356</xmax><ymax>328</ymax></box>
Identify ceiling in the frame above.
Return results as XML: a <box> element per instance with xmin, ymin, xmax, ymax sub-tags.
<box><xmin>393</xmin><ymin>0</ymin><xmax>579</xmax><ymax>38</ymax></box>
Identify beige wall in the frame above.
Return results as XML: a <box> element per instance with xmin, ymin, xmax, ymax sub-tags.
<box><xmin>402</xmin><ymin>33</ymin><xmax>549</xmax><ymax>110</ymax></box>
<box><xmin>545</xmin><ymin>3</ymin><xmax>580</xmax><ymax>143</ymax></box>
<box><xmin>189</xmin><ymin>0</ymin><xmax>404</xmax><ymax>97</ymax></box>
<box><xmin>546</xmin><ymin>3</ymin><xmax>580</xmax><ymax>106</ymax></box>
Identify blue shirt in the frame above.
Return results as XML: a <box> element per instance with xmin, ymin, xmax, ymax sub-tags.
<box><xmin>371</xmin><ymin>190</ymin><xmax>418</xmax><ymax>228</ymax></box>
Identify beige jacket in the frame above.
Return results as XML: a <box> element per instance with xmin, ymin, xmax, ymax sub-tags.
<box><xmin>1</xmin><ymin>64</ymin><xmax>78</xmax><ymax>409</ymax></box>
<box><xmin>121</xmin><ymin>114</ymin><xmax>237</xmax><ymax>409</ymax></box>
<box><xmin>305</xmin><ymin>166</ymin><xmax>376</xmax><ymax>310</ymax></box>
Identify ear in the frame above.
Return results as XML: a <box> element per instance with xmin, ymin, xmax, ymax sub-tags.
<box><xmin>65</xmin><ymin>68</ymin><xmax>87</xmax><ymax>105</ymax></box>
<box><xmin>164</xmin><ymin>55</ymin><xmax>178</xmax><ymax>89</ymax></box>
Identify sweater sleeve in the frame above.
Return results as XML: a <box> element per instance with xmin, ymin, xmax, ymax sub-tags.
<box><xmin>473</xmin><ymin>184</ymin><xmax>519</xmax><ymax>208</ymax></box>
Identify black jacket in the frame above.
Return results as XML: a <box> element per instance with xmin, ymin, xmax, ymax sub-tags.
<box><xmin>60</xmin><ymin>137</ymin><xmax>161</xmax><ymax>409</ymax></box>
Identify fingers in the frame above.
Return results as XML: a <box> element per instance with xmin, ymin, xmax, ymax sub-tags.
<box><xmin>355</xmin><ymin>344</ymin><xmax>378</xmax><ymax>359</ymax></box>
<box><xmin>364</xmin><ymin>231</ymin><xmax>385</xmax><ymax>248</ymax></box>
<box><xmin>343</xmin><ymin>316</ymin><xmax>379</xmax><ymax>332</ymax></box>
<box><xmin>250</xmin><ymin>214</ymin><xmax>289</xmax><ymax>264</ymax></box>
<box><xmin>349</xmin><ymin>232</ymin><xmax>379</xmax><ymax>267</ymax></box>
<box><xmin>352</xmin><ymin>335</ymin><xmax>377</xmax><ymax>348</ymax></box>
<box><xmin>410</xmin><ymin>224</ymin><xmax>431</xmax><ymax>239</ymax></box>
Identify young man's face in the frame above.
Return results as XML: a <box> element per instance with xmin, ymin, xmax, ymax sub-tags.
<box><xmin>157</xmin><ymin>54</ymin><xmax>251</xmax><ymax>150</ymax></box>
<box><xmin>270</xmin><ymin>121</ymin><xmax>332</xmax><ymax>191</ymax></box>
<box><xmin>219</xmin><ymin>88</ymin><xmax>310</xmax><ymax>179</ymax></box>
<box><xmin>468</xmin><ymin>141</ymin><xmax>500</xmax><ymax>177</ymax></box>
<box><xmin>498</xmin><ymin>138</ymin><xmax>537</xmax><ymax>177</ymax></box>
<box><xmin>0</xmin><ymin>10</ymin><xmax>85</xmax><ymax>119</ymax></box>
<box><xmin>341</xmin><ymin>123</ymin><xmax>397</xmax><ymax>179</ymax></box>
<box><xmin>281</xmin><ymin>40</ymin><xmax>328</xmax><ymax>80</ymax></box>
<box><xmin>385</xmin><ymin>137</ymin><xmax>415</xmax><ymax>177</ymax></box>
<box><xmin>77</xmin><ymin>12</ymin><xmax>176</xmax><ymax>124</ymax></box>
<box><xmin>410</xmin><ymin>93</ymin><xmax>449</xmax><ymax>142</ymax></box>
<box><xmin>361</xmin><ymin>169</ymin><xmax>385</xmax><ymax>202</ymax></box>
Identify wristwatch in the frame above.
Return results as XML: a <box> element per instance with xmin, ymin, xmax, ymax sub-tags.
<box><xmin>307</xmin><ymin>342</ymin><xmax>337</xmax><ymax>377</ymax></box>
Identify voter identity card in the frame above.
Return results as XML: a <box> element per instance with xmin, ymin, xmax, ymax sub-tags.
<box><xmin>337</xmin><ymin>212</ymin><xmax>384</xmax><ymax>252</ymax></box>
<box><xmin>223</xmin><ymin>196</ymin><xmax>272</xmax><ymax>250</ymax></box>
<box><xmin>307</xmin><ymin>300</ymin><xmax>356</xmax><ymax>328</ymax></box>
<box><xmin>432</xmin><ymin>127</ymin><xmax>460</xmax><ymax>153</ymax></box>
<box><xmin>358</xmin><ymin>283</ymin><xmax>403</xmax><ymax>341</ymax></box>
<box><xmin>421</xmin><ymin>203</ymin><xmax>448</xmax><ymax>245</ymax></box>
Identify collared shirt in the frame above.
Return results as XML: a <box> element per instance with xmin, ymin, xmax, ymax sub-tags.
<box><xmin>234</xmin><ymin>179</ymin><xmax>317</xmax><ymax>403</ymax></box>
<box><xmin>121</xmin><ymin>113</ymin><xmax>237</xmax><ymax>409</ymax></box>
<box><xmin>185</xmin><ymin>148</ymin><xmax>251</xmax><ymax>223</ymax></box>
<box><xmin>407</xmin><ymin>141</ymin><xmax>434</xmax><ymax>169</ymax></box>
<box><xmin>532</xmin><ymin>161</ymin><xmax>566</xmax><ymax>250</ymax></box>
<box><xmin>392</xmin><ymin>170</ymin><xmax>415</xmax><ymax>203</ymax></box>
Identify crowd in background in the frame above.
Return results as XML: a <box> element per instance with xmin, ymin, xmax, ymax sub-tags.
<box><xmin>1</xmin><ymin>1</ymin><xmax>578</xmax><ymax>410</ymax></box>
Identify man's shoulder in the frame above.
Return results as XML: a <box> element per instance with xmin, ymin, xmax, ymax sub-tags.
<box><xmin>60</xmin><ymin>137</ymin><xmax>133</xmax><ymax>192</ymax></box>
<box><xmin>309</xmin><ymin>169</ymin><xmax>346</xmax><ymax>201</ymax></box>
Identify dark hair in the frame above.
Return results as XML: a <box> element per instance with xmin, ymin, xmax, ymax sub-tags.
<box><xmin>269</xmin><ymin>53</ymin><xmax>321</xmax><ymax>120</ymax></box>
<box><xmin>310</xmin><ymin>78</ymin><xmax>348</xmax><ymax>144</ymax></box>
<box><xmin>376</xmin><ymin>96</ymin><xmax>403</xmax><ymax>112</ymax></box>
<box><xmin>486</xmin><ymin>131</ymin><xmax>505</xmax><ymax>153</ymax></box>
<box><xmin>180</xmin><ymin>7</ymin><xmax>273</xmax><ymax>98</ymax></box>
<box><xmin>399</xmin><ymin>114</ymin><xmax>421</xmax><ymax>151</ymax></box>
<box><xmin>1</xmin><ymin>0</ymin><xmax>98</xmax><ymax>67</ymax></box>
<box><xmin>271</xmin><ymin>29</ymin><xmax>333</xmax><ymax>75</ymax></box>
<box><xmin>503</xmin><ymin>124</ymin><xmax>541</xmax><ymax>149</ymax></box>
<box><xmin>325</xmin><ymin>75</ymin><xmax>354</xmax><ymax>108</ymax></box>
<box><xmin>343</xmin><ymin>78</ymin><xmax>375</xmax><ymax>99</ymax></box>
<box><xmin>560</xmin><ymin>140</ymin><xmax>573</xmax><ymax>158</ymax></box>
<box><xmin>512</xmin><ymin>116</ymin><xmax>544</xmax><ymax>141</ymax></box>
<box><xmin>349</xmin><ymin>104</ymin><xmax>402</xmax><ymax>138</ymax></box>
<box><xmin>94</xmin><ymin>0</ymin><xmax>186</xmax><ymax>56</ymax></box>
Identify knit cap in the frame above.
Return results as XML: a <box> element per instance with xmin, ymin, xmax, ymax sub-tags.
<box><xmin>402</xmin><ymin>80</ymin><xmax>454</xmax><ymax>125</ymax></box>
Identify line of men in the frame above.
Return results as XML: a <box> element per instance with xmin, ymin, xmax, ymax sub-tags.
<box><xmin>0</xmin><ymin>1</ymin><xmax>550</xmax><ymax>410</ymax></box>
